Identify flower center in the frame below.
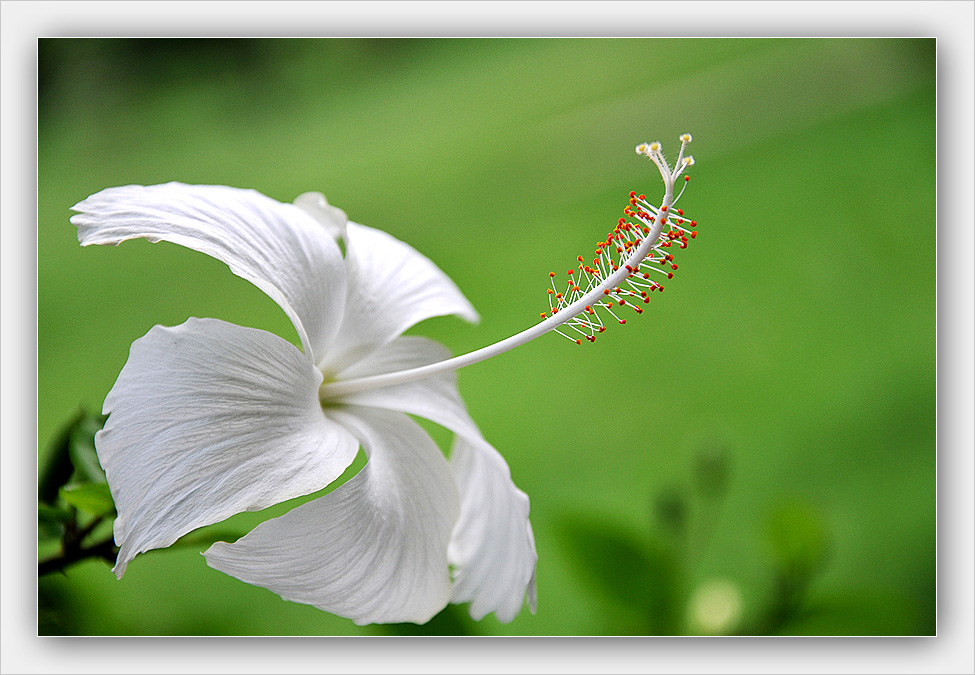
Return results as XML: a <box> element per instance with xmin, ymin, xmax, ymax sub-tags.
<box><xmin>319</xmin><ymin>134</ymin><xmax>700</xmax><ymax>400</ymax></box>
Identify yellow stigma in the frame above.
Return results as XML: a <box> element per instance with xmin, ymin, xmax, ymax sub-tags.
<box><xmin>635</xmin><ymin>143</ymin><xmax>648</xmax><ymax>154</ymax></box>
<box><xmin>649</xmin><ymin>142</ymin><xmax>661</xmax><ymax>153</ymax></box>
<box><xmin>680</xmin><ymin>133</ymin><xmax>693</xmax><ymax>143</ymax></box>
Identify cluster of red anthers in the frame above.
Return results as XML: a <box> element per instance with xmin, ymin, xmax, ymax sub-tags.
<box><xmin>542</xmin><ymin>187</ymin><xmax>698</xmax><ymax>345</ymax></box>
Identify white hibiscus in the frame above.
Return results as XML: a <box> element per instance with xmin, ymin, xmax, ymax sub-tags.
<box><xmin>70</xmin><ymin>183</ymin><xmax>537</xmax><ymax>625</ymax></box>
<box><xmin>70</xmin><ymin>134</ymin><xmax>697</xmax><ymax>627</ymax></box>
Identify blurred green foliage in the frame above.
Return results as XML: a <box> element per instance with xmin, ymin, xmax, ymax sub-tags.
<box><xmin>38</xmin><ymin>38</ymin><xmax>935</xmax><ymax>635</ymax></box>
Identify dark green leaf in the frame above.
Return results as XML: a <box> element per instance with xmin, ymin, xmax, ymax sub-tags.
<box><xmin>38</xmin><ymin>411</ymin><xmax>82</xmax><ymax>503</ymax></box>
<box><xmin>68</xmin><ymin>411</ymin><xmax>108</xmax><ymax>484</ymax></box>
<box><xmin>38</xmin><ymin>503</ymin><xmax>71</xmax><ymax>541</ymax></box>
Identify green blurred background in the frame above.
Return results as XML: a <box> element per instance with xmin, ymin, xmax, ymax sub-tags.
<box><xmin>37</xmin><ymin>38</ymin><xmax>935</xmax><ymax>636</ymax></box>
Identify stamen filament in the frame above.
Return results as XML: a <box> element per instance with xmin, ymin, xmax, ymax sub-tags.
<box><xmin>319</xmin><ymin>135</ymin><xmax>696</xmax><ymax>401</ymax></box>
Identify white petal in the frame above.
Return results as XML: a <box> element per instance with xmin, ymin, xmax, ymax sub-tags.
<box><xmin>336</xmin><ymin>338</ymin><xmax>537</xmax><ymax>622</ymax></box>
<box><xmin>99</xmin><ymin>318</ymin><xmax>359</xmax><ymax>578</ymax></box>
<box><xmin>293</xmin><ymin>191</ymin><xmax>348</xmax><ymax>241</ymax></box>
<box><xmin>448</xmin><ymin>436</ymin><xmax>538</xmax><ymax>623</ymax></box>
<box><xmin>71</xmin><ymin>183</ymin><xmax>347</xmax><ymax>362</ymax></box>
<box><xmin>317</xmin><ymin>222</ymin><xmax>479</xmax><ymax>372</ymax></box>
<box><xmin>204</xmin><ymin>406</ymin><xmax>459</xmax><ymax>625</ymax></box>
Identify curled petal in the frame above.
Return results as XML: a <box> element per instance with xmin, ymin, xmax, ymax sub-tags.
<box><xmin>317</xmin><ymin>222</ymin><xmax>479</xmax><ymax>372</ymax></box>
<box><xmin>205</xmin><ymin>406</ymin><xmax>459</xmax><ymax>625</ymax></box>
<box><xmin>448</xmin><ymin>436</ymin><xmax>537</xmax><ymax>622</ymax></box>
<box><xmin>293</xmin><ymin>191</ymin><xmax>348</xmax><ymax>241</ymax></box>
<box><xmin>337</xmin><ymin>337</ymin><xmax>538</xmax><ymax>622</ymax></box>
<box><xmin>71</xmin><ymin>183</ymin><xmax>347</xmax><ymax>362</ymax></box>
<box><xmin>99</xmin><ymin>318</ymin><xmax>359</xmax><ymax>577</ymax></box>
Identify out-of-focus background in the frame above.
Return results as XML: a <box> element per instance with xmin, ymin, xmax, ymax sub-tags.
<box><xmin>38</xmin><ymin>38</ymin><xmax>935</xmax><ymax>636</ymax></box>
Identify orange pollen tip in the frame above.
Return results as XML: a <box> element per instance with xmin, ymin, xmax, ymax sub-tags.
<box><xmin>549</xmin><ymin>272</ymin><xmax>556</xmax><ymax>277</ymax></box>
<box><xmin>619</xmin><ymin>319</ymin><xmax>626</xmax><ymax>325</ymax></box>
<box><xmin>684</xmin><ymin>176</ymin><xmax>690</xmax><ymax>182</ymax></box>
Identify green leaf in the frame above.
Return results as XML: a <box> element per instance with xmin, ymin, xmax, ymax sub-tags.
<box><xmin>68</xmin><ymin>412</ymin><xmax>108</xmax><ymax>484</ymax></box>
<box><xmin>39</xmin><ymin>411</ymin><xmax>82</xmax><ymax>503</ymax></box>
<box><xmin>59</xmin><ymin>483</ymin><xmax>115</xmax><ymax>518</ymax></box>
<box><xmin>38</xmin><ymin>503</ymin><xmax>72</xmax><ymax>541</ymax></box>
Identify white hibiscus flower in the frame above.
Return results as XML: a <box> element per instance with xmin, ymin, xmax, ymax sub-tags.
<box><xmin>70</xmin><ymin>134</ymin><xmax>697</xmax><ymax>627</ymax></box>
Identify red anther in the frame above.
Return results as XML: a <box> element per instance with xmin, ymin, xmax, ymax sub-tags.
<box><xmin>556</xmin><ymin>292</ymin><xmax>563</xmax><ymax>299</ymax></box>
<box><xmin>577</xmin><ymin>255</ymin><xmax>584</xmax><ymax>262</ymax></box>
<box><xmin>690</xmin><ymin>231</ymin><xmax>697</xmax><ymax>239</ymax></box>
<box><xmin>606</xmin><ymin>301</ymin><xmax>613</xmax><ymax>307</ymax></box>
<box><xmin>567</xmin><ymin>270</ymin><xmax>574</xmax><ymax>275</ymax></box>
<box><xmin>642</xmin><ymin>227</ymin><xmax>650</xmax><ymax>234</ymax></box>
<box><xmin>679</xmin><ymin>243</ymin><xmax>687</xmax><ymax>249</ymax></box>
<box><xmin>690</xmin><ymin>221</ymin><xmax>697</xmax><ymax>227</ymax></box>
<box><xmin>572</xmin><ymin>286</ymin><xmax>580</xmax><ymax>292</ymax></box>
<box><xmin>618</xmin><ymin>218</ymin><xmax>626</xmax><ymax>225</ymax></box>
<box><xmin>667</xmin><ymin>272</ymin><xmax>674</xmax><ymax>279</ymax></box>
<box><xmin>552</xmin><ymin>308</ymin><xmax>559</xmax><ymax>314</ymax></box>
<box><xmin>619</xmin><ymin>299</ymin><xmax>626</xmax><ymax>305</ymax></box>
<box><xmin>586</xmin><ymin>336</ymin><xmax>595</xmax><ymax>343</ymax></box>
<box><xmin>644</xmin><ymin>297</ymin><xmax>651</xmax><ymax>303</ymax></box>
<box><xmin>540</xmin><ymin>312</ymin><xmax>547</xmax><ymax>318</ymax></box>
<box><xmin>649</xmin><ymin>217</ymin><xmax>655</xmax><ymax>222</ymax></box>
<box><xmin>643</xmin><ymin>273</ymin><xmax>650</xmax><ymax>279</ymax></box>
<box><xmin>629</xmin><ymin>198</ymin><xmax>637</xmax><ymax>205</ymax></box>
<box><xmin>684</xmin><ymin>176</ymin><xmax>690</xmax><ymax>182</ymax></box>
<box><xmin>549</xmin><ymin>272</ymin><xmax>556</xmax><ymax>277</ymax></box>
<box><xmin>677</xmin><ymin>209</ymin><xmax>684</xmax><ymax>216</ymax></box>
<box><xmin>575</xmin><ymin>339</ymin><xmax>581</xmax><ymax>345</ymax></box>
<box><xmin>619</xmin><ymin>319</ymin><xmax>626</xmax><ymax>325</ymax></box>
<box><xmin>666</xmin><ymin>254</ymin><xmax>674</xmax><ymax>261</ymax></box>
<box><xmin>677</xmin><ymin>218</ymin><xmax>684</xmax><ymax>225</ymax></box>
<box><xmin>547</xmin><ymin>289</ymin><xmax>553</xmax><ymax>294</ymax></box>
<box><xmin>671</xmin><ymin>264</ymin><xmax>678</xmax><ymax>270</ymax></box>
<box><xmin>599</xmin><ymin>326</ymin><xmax>606</xmax><ymax>333</ymax></box>
<box><xmin>630</xmin><ymin>191</ymin><xmax>636</xmax><ymax>197</ymax></box>
<box><xmin>661</xmin><ymin>205</ymin><xmax>668</xmax><ymax>211</ymax></box>
<box><xmin>635</xmin><ymin>307</ymin><xmax>643</xmax><ymax>314</ymax></box>
<box><xmin>639</xmin><ymin>194</ymin><xmax>646</xmax><ymax>200</ymax></box>
<box><xmin>603</xmin><ymin>289</ymin><xmax>610</xmax><ymax>295</ymax></box>
<box><xmin>658</xmin><ymin>285</ymin><xmax>665</xmax><ymax>292</ymax></box>
<box><xmin>625</xmin><ymin>265</ymin><xmax>633</xmax><ymax>272</ymax></box>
